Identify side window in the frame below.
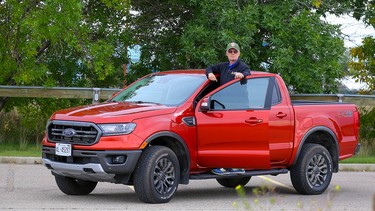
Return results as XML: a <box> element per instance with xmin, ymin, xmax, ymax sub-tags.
<box><xmin>210</xmin><ymin>77</ymin><xmax>271</xmax><ymax>110</ymax></box>
<box><xmin>271</xmin><ymin>81</ymin><xmax>282</xmax><ymax>105</ymax></box>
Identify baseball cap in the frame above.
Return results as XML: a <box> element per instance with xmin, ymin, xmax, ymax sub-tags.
<box><xmin>226</xmin><ymin>42</ymin><xmax>240</xmax><ymax>52</ymax></box>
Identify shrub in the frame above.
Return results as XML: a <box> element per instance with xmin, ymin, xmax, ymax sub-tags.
<box><xmin>0</xmin><ymin>110</ymin><xmax>21</xmax><ymax>144</ymax></box>
<box><xmin>0</xmin><ymin>98</ymin><xmax>90</xmax><ymax>147</ymax></box>
<box><xmin>359</xmin><ymin>107</ymin><xmax>375</xmax><ymax>139</ymax></box>
<box><xmin>358</xmin><ymin>107</ymin><xmax>375</xmax><ymax>156</ymax></box>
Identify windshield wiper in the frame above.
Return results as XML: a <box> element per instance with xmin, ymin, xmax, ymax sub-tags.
<box><xmin>126</xmin><ymin>101</ymin><xmax>160</xmax><ymax>104</ymax></box>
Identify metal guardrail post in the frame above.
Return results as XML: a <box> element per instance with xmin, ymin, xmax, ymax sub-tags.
<box><xmin>337</xmin><ymin>94</ymin><xmax>344</xmax><ymax>102</ymax></box>
<box><xmin>92</xmin><ymin>88</ymin><xmax>101</xmax><ymax>104</ymax></box>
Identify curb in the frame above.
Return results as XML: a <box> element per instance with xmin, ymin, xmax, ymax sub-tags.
<box><xmin>0</xmin><ymin>156</ymin><xmax>42</xmax><ymax>165</ymax></box>
<box><xmin>338</xmin><ymin>163</ymin><xmax>375</xmax><ymax>172</ymax></box>
<box><xmin>0</xmin><ymin>157</ymin><xmax>374</xmax><ymax>172</ymax></box>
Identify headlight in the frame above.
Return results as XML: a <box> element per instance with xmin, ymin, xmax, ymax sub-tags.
<box><xmin>98</xmin><ymin>123</ymin><xmax>136</xmax><ymax>136</ymax></box>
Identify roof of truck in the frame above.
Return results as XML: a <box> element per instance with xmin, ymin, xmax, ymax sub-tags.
<box><xmin>157</xmin><ymin>69</ymin><xmax>276</xmax><ymax>76</ymax></box>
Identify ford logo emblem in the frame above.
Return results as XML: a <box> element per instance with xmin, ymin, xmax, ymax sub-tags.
<box><xmin>62</xmin><ymin>128</ymin><xmax>76</xmax><ymax>137</ymax></box>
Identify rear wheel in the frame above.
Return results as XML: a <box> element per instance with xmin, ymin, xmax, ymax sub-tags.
<box><xmin>290</xmin><ymin>144</ymin><xmax>333</xmax><ymax>195</ymax></box>
<box><xmin>216</xmin><ymin>177</ymin><xmax>251</xmax><ymax>188</ymax></box>
<box><xmin>133</xmin><ymin>146</ymin><xmax>180</xmax><ymax>203</ymax></box>
<box><xmin>55</xmin><ymin>175</ymin><xmax>97</xmax><ymax>195</ymax></box>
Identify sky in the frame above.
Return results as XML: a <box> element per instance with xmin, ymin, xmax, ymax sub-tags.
<box><xmin>323</xmin><ymin>14</ymin><xmax>375</xmax><ymax>48</ymax></box>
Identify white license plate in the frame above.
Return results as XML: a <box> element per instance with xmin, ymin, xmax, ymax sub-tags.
<box><xmin>55</xmin><ymin>143</ymin><xmax>72</xmax><ymax>156</ymax></box>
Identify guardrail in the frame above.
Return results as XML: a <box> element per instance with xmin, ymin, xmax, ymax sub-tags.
<box><xmin>0</xmin><ymin>86</ymin><xmax>374</xmax><ymax>106</ymax></box>
<box><xmin>0</xmin><ymin>86</ymin><xmax>121</xmax><ymax>104</ymax></box>
<box><xmin>290</xmin><ymin>94</ymin><xmax>375</xmax><ymax>107</ymax></box>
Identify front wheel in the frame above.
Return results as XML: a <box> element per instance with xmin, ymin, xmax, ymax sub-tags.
<box><xmin>290</xmin><ymin>144</ymin><xmax>333</xmax><ymax>195</ymax></box>
<box><xmin>55</xmin><ymin>175</ymin><xmax>97</xmax><ymax>195</ymax></box>
<box><xmin>133</xmin><ymin>146</ymin><xmax>180</xmax><ymax>203</ymax></box>
<box><xmin>216</xmin><ymin>177</ymin><xmax>251</xmax><ymax>188</ymax></box>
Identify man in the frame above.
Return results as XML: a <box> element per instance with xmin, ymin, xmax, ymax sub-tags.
<box><xmin>205</xmin><ymin>42</ymin><xmax>251</xmax><ymax>176</ymax></box>
<box><xmin>206</xmin><ymin>42</ymin><xmax>250</xmax><ymax>85</ymax></box>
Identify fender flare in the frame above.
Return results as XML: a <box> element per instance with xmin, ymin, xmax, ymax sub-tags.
<box><xmin>292</xmin><ymin>126</ymin><xmax>340</xmax><ymax>172</ymax></box>
<box><xmin>144</xmin><ymin>131</ymin><xmax>191</xmax><ymax>184</ymax></box>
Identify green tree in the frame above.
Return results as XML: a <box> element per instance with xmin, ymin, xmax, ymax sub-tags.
<box><xmin>129</xmin><ymin>0</ymin><xmax>194</xmax><ymax>72</ymax></box>
<box><xmin>0</xmin><ymin>0</ymin><xmax>132</xmax><ymax>146</ymax></box>
<box><xmin>349</xmin><ymin>38</ymin><xmax>375</xmax><ymax>92</ymax></box>
<box><xmin>1</xmin><ymin>0</ymin><xmax>370</xmax><ymax>105</ymax></box>
<box><xmin>348</xmin><ymin>2</ymin><xmax>375</xmax><ymax>92</ymax></box>
<box><xmin>131</xmin><ymin>0</ymin><xmax>361</xmax><ymax>93</ymax></box>
<box><xmin>0</xmin><ymin>0</ymin><xmax>132</xmax><ymax>111</ymax></box>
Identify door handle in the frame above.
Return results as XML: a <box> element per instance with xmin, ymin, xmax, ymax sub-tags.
<box><xmin>276</xmin><ymin>112</ymin><xmax>287</xmax><ymax>118</ymax></box>
<box><xmin>245</xmin><ymin>117</ymin><xmax>263</xmax><ymax>124</ymax></box>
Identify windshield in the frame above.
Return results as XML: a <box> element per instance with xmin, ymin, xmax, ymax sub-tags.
<box><xmin>111</xmin><ymin>74</ymin><xmax>207</xmax><ymax>106</ymax></box>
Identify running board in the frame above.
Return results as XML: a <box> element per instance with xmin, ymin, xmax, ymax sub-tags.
<box><xmin>189</xmin><ymin>168</ymin><xmax>288</xmax><ymax>180</ymax></box>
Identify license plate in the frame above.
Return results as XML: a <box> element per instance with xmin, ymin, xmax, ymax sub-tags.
<box><xmin>55</xmin><ymin>143</ymin><xmax>72</xmax><ymax>156</ymax></box>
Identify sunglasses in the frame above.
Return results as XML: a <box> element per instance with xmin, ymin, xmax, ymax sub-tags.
<box><xmin>227</xmin><ymin>49</ymin><xmax>238</xmax><ymax>54</ymax></box>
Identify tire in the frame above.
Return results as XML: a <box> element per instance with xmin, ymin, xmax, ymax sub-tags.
<box><xmin>133</xmin><ymin>146</ymin><xmax>180</xmax><ymax>203</ymax></box>
<box><xmin>290</xmin><ymin>144</ymin><xmax>333</xmax><ymax>195</ymax></box>
<box><xmin>55</xmin><ymin>175</ymin><xmax>97</xmax><ymax>195</ymax></box>
<box><xmin>216</xmin><ymin>177</ymin><xmax>251</xmax><ymax>188</ymax></box>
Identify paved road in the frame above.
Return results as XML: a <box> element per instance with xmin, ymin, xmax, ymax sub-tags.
<box><xmin>0</xmin><ymin>163</ymin><xmax>374</xmax><ymax>210</ymax></box>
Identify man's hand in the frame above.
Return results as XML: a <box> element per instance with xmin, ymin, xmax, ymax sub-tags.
<box><xmin>208</xmin><ymin>73</ymin><xmax>218</xmax><ymax>82</ymax></box>
<box><xmin>234</xmin><ymin>72</ymin><xmax>244</xmax><ymax>79</ymax></box>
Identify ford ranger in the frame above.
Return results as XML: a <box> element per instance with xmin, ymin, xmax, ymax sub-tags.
<box><xmin>42</xmin><ymin>70</ymin><xmax>360</xmax><ymax>203</ymax></box>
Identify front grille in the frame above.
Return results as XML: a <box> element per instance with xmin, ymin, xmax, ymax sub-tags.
<box><xmin>47</xmin><ymin>121</ymin><xmax>101</xmax><ymax>145</ymax></box>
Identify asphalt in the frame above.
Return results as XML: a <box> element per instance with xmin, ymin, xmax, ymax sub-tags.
<box><xmin>0</xmin><ymin>156</ymin><xmax>374</xmax><ymax>172</ymax></box>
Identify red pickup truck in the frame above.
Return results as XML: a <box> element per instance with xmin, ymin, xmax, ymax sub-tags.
<box><xmin>42</xmin><ymin>70</ymin><xmax>360</xmax><ymax>203</ymax></box>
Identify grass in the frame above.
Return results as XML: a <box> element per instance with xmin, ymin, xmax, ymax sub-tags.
<box><xmin>0</xmin><ymin>143</ymin><xmax>42</xmax><ymax>157</ymax></box>
<box><xmin>340</xmin><ymin>155</ymin><xmax>375</xmax><ymax>164</ymax></box>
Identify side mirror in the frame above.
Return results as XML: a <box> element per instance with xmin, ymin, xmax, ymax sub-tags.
<box><xmin>200</xmin><ymin>97</ymin><xmax>210</xmax><ymax>112</ymax></box>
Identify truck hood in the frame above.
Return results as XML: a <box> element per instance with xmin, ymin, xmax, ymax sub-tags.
<box><xmin>50</xmin><ymin>102</ymin><xmax>177</xmax><ymax>123</ymax></box>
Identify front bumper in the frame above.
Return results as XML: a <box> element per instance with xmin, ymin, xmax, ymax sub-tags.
<box><xmin>42</xmin><ymin>146</ymin><xmax>141</xmax><ymax>183</ymax></box>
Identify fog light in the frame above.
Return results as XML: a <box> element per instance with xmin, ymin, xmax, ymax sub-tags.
<box><xmin>112</xmin><ymin>155</ymin><xmax>126</xmax><ymax>164</ymax></box>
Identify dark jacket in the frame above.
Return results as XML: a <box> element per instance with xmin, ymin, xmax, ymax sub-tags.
<box><xmin>206</xmin><ymin>59</ymin><xmax>251</xmax><ymax>85</ymax></box>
